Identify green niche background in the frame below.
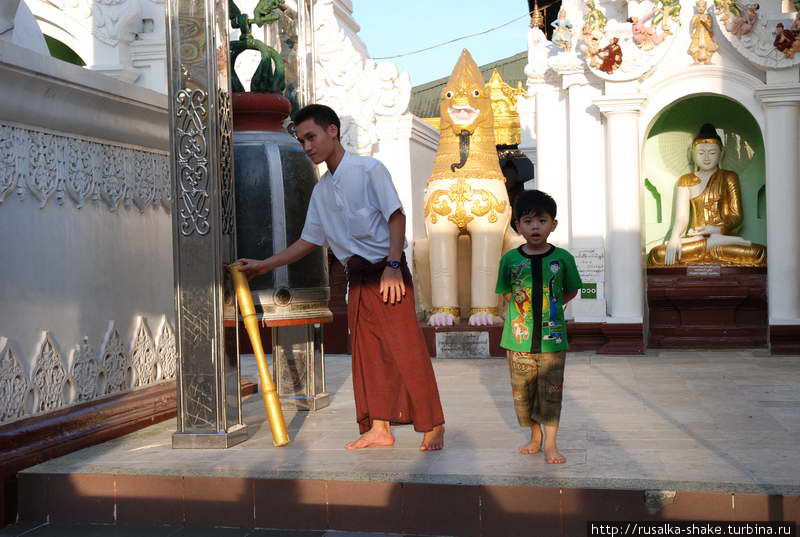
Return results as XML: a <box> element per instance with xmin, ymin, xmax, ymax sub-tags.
<box><xmin>642</xmin><ymin>95</ymin><xmax>766</xmax><ymax>253</ymax></box>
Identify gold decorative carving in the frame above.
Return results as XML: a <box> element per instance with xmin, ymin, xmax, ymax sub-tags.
<box><xmin>424</xmin><ymin>177</ymin><xmax>508</xmax><ymax>231</ymax></box>
<box><xmin>469</xmin><ymin>307</ymin><xmax>498</xmax><ymax>316</ymax></box>
<box><xmin>486</xmin><ymin>70</ymin><xmax>526</xmax><ymax>146</ymax></box>
<box><xmin>430</xmin><ymin>306</ymin><xmax>461</xmax><ymax>318</ymax></box>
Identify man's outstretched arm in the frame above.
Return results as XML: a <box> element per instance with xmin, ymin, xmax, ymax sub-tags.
<box><xmin>237</xmin><ymin>239</ymin><xmax>318</xmax><ymax>279</ymax></box>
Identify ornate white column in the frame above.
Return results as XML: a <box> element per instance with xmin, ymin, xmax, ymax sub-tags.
<box><xmin>519</xmin><ymin>24</ymin><xmax>551</xmax><ymax>178</ymax></box>
<box><xmin>531</xmin><ymin>83</ymin><xmax>569</xmax><ymax>245</ymax></box>
<box><xmin>594</xmin><ymin>95</ymin><xmax>647</xmax><ymax>324</ymax></box>
<box><xmin>755</xmin><ymin>85</ymin><xmax>800</xmax><ymax>327</ymax></box>
<box><xmin>554</xmin><ymin>57</ymin><xmax>606</xmax><ymax>320</ymax></box>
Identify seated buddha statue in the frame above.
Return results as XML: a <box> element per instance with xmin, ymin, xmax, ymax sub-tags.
<box><xmin>647</xmin><ymin>123</ymin><xmax>766</xmax><ymax>267</ymax></box>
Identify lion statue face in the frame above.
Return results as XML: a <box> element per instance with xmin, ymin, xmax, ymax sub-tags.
<box><xmin>438</xmin><ymin>49</ymin><xmax>493</xmax><ymax>136</ymax></box>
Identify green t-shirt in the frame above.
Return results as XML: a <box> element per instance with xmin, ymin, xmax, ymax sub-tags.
<box><xmin>495</xmin><ymin>245</ymin><xmax>582</xmax><ymax>353</ymax></box>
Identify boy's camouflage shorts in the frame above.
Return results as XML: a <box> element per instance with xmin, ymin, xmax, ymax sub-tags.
<box><xmin>506</xmin><ymin>350</ymin><xmax>566</xmax><ymax>427</ymax></box>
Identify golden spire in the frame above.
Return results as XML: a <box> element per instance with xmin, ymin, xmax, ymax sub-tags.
<box><xmin>531</xmin><ymin>1</ymin><xmax>545</xmax><ymax>29</ymax></box>
<box><xmin>486</xmin><ymin>69</ymin><xmax>526</xmax><ymax>146</ymax></box>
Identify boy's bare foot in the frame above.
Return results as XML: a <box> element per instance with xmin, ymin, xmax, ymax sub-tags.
<box><xmin>345</xmin><ymin>428</ymin><xmax>395</xmax><ymax>450</ymax></box>
<box><xmin>518</xmin><ymin>439</ymin><xmax>542</xmax><ymax>454</ymax></box>
<box><xmin>544</xmin><ymin>446</ymin><xmax>566</xmax><ymax>464</ymax></box>
<box><xmin>420</xmin><ymin>425</ymin><xmax>445</xmax><ymax>451</ymax></box>
<box><xmin>519</xmin><ymin>424</ymin><xmax>543</xmax><ymax>454</ymax></box>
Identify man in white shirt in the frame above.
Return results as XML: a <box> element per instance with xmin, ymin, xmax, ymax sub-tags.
<box><xmin>238</xmin><ymin>104</ymin><xmax>445</xmax><ymax>451</ymax></box>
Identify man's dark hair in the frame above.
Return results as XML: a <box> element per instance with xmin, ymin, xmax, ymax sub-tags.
<box><xmin>292</xmin><ymin>104</ymin><xmax>341</xmax><ymax>140</ymax></box>
<box><xmin>513</xmin><ymin>189</ymin><xmax>557</xmax><ymax>221</ymax></box>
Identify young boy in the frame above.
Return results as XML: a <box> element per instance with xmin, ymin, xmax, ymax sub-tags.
<box><xmin>495</xmin><ymin>190</ymin><xmax>581</xmax><ymax>464</ymax></box>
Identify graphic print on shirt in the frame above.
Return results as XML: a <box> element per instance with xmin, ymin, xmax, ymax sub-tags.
<box><xmin>509</xmin><ymin>261</ymin><xmax>532</xmax><ymax>343</ymax></box>
<box><xmin>542</xmin><ymin>260</ymin><xmax>563</xmax><ymax>344</ymax></box>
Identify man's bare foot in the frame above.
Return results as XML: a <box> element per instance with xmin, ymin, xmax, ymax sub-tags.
<box><xmin>420</xmin><ymin>425</ymin><xmax>445</xmax><ymax>451</ymax></box>
<box><xmin>544</xmin><ymin>446</ymin><xmax>566</xmax><ymax>464</ymax></box>
<box><xmin>345</xmin><ymin>428</ymin><xmax>395</xmax><ymax>450</ymax></box>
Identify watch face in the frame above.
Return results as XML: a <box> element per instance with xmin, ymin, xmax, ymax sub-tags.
<box><xmin>388</xmin><ymin>261</ymin><xmax>400</xmax><ymax>268</ymax></box>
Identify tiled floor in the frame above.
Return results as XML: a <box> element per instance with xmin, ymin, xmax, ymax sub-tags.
<box><xmin>22</xmin><ymin>350</ymin><xmax>800</xmax><ymax>493</ymax></box>
<box><xmin>0</xmin><ymin>524</ymin><xmax>436</xmax><ymax>537</ymax></box>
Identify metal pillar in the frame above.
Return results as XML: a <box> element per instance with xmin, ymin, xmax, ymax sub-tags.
<box><xmin>166</xmin><ymin>0</ymin><xmax>246</xmax><ymax>448</ymax></box>
<box><xmin>272</xmin><ymin>324</ymin><xmax>330</xmax><ymax>411</ymax></box>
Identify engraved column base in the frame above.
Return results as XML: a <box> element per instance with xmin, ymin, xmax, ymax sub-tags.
<box><xmin>273</xmin><ymin>324</ymin><xmax>329</xmax><ymax>411</ymax></box>
<box><xmin>280</xmin><ymin>392</ymin><xmax>330</xmax><ymax>411</ymax></box>
<box><xmin>172</xmin><ymin>424</ymin><xmax>248</xmax><ymax>449</ymax></box>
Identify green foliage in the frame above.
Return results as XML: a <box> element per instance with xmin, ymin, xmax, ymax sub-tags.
<box><xmin>44</xmin><ymin>35</ymin><xmax>86</xmax><ymax>66</ymax></box>
<box><xmin>644</xmin><ymin>178</ymin><xmax>663</xmax><ymax>224</ymax></box>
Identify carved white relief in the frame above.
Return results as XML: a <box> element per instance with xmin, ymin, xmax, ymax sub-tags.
<box><xmin>0</xmin><ymin>125</ymin><xmax>18</xmax><ymax>203</ymax></box>
<box><xmin>131</xmin><ymin>152</ymin><xmax>158</xmax><ymax>211</ymax></box>
<box><xmin>313</xmin><ymin>0</ymin><xmax>411</xmax><ymax>155</ymax></box>
<box><xmin>101</xmin><ymin>145</ymin><xmax>128</xmax><ymax>211</ymax></box>
<box><xmin>30</xmin><ymin>332</ymin><xmax>68</xmax><ymax>414</ymax></box>
<box><xmin>0</xmin><ymin>125</ymin><xmax>15</xmax><ymax>203</ymax></box>
<box><xmin>715</xmin><ymin>5</ymin><xmax>800</xmax><ymax>69</ymax></box>
<box><xmin>0</xmin><ymin>337</ymin><xmax>31</xmax><ymax>425</ymax></box>
<box><xmin>158</xmin><ymin>156</ymin><xmax>171</xmax><ymax>211</ymax></box>
<box><xmin>156</xmin><ymin>318</ymin><xmax>177</xmax><ymax>380</ymax></box>
<box><xmin>2</xmin><ymin>314</ymin><xmax>176</xmax><ymax>425</ymax></box>
<box><xmin>26</xmin><ymin>131</ymin><xmax>63</xmax><ymax>208</ymax></box>
<box><xmin>64</xmin><ymin>139</ymin><xmax>98</xmax><ymax>208</ymax></box>
<box><xmin>70</xmin><ymin>336</ymin><xmax>99</xmax><ymax>403</ymax></box>
<box><xmin>0</xmin><ymin>123</ymin><xmax>169</xmax><ymax>212</ymax></box>
<box><xmin>131</xmin><ymin>317</ymin><xmax>159</xmax><ymax>387</ymax></box>
<box><xmin>582</xmin><ymin>19</ymin><xmax>678</xmax><ymax>81</ymax></box>
<box><xmin>99</xmin><ymin>321</ymin><xmax>133</xmax><ymax>395</ymax></box>
<box><xmin>52</xmin><ymin>0</ymin><xmax>141</xmax><ymax>47</ymax></box>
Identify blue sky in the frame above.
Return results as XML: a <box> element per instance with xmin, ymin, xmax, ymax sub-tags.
<box><xmin>351</xmin><ymin>0</ymin><xmax>532</xmax><ymax>87</ymax></box>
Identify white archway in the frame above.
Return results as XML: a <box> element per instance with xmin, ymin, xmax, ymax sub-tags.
<box><xmin>639</xmin><ymin>65</ymin><xmax>766</xmax><ymax>137</ymax></box>
<box><xmin>29</xmin><ymin>2</ymin><xmax>95</xmax><ymax>66</ymax></box>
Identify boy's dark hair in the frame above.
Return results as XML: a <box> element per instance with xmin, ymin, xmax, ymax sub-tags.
<box><xmin>292</xmin><ymin>104</ymin><xmax>341</xmax><ymax>140</ymax></box>
<box><xmin>514</xmin><ymin>189</ymin><xmax>557</xmax><ymax>221</ymax></box>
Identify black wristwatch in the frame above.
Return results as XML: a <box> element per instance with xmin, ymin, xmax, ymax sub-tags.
<box><xmin>387</xmin><ymin>260</ymin><xmax>401</xmax><ymax>269</ymax></box>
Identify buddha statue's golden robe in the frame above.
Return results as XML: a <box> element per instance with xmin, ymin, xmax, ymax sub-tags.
<box><xmin>648</xmin><ymin>170</ymin><xmax>766</xmax><ymax>266</ymax></box>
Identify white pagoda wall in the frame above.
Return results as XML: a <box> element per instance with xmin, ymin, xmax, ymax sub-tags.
<box><xmin>0</xmin><ymin>41</ymin><xmax>174</xmax><ymax>426</ymax></box>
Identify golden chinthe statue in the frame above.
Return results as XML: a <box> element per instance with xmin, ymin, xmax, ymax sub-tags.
<box><xmin>423</xmin><ymin>49</ymin><xmax>512</xmax><ymax>327</ymax></box>
<box><xmin>647</xmin><ymin>123</ymin><xmax>766</xmax><ymax>267</ymax></box>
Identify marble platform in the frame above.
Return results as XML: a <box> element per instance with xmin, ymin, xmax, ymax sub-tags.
<box><xmin>17</xmin><ymin>351</ymin><xmax>800</xmax><ymax>535</ymax></box>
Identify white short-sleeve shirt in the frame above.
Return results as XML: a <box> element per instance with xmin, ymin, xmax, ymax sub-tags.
<box><xmin>300</xmin><ymin>152</ymin><xmax>407</xmax><ymax>264</ymax></box>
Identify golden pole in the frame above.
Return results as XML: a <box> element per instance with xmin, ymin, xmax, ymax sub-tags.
<box><xmin>227</xmin><ymin>263</ymin><xmax>290</xmax><ymax>447</ymax></box>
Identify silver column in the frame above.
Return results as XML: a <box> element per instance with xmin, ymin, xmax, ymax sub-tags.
<box><xmin>272</xmin><ymin>324</ymin><xmax>329</xmax><ymax>411</ymax></box>
<box><xmin>166</xmin><ymin>0</ymin><xmax>247</xmax><ymax>448</ymax></box>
